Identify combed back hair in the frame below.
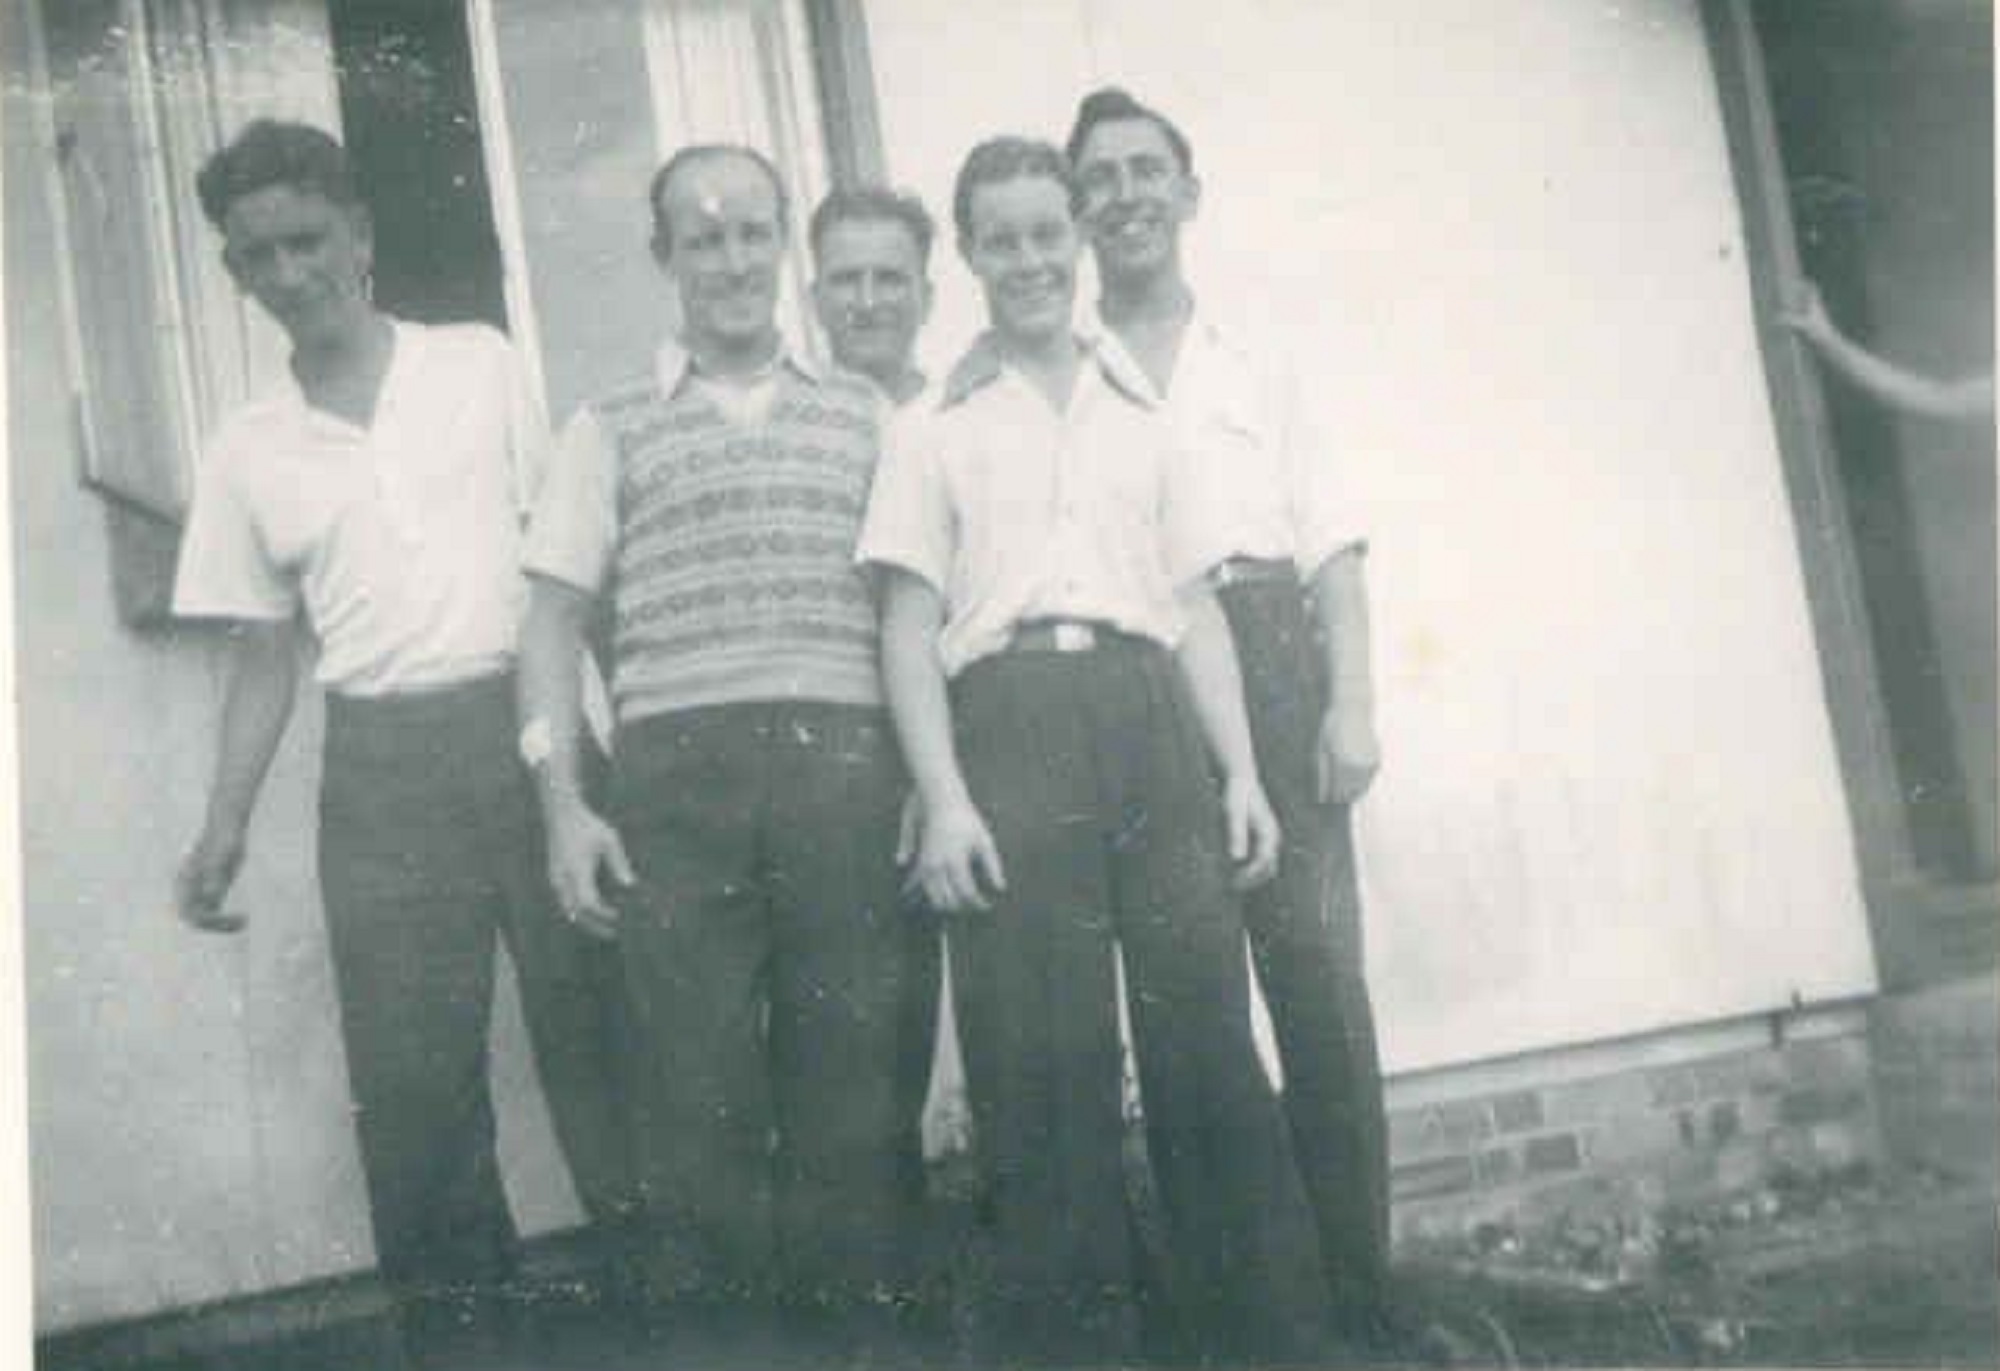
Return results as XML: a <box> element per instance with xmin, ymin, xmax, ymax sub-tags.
<box><xmin>196</xmin><ymin>120</ymin><xmax>363</xmax><ymax>229</ymax></box>
<box><xmin>951</xmin><ymin>137</ymin><xmax>1075</xmax><ymax>243</ymax></box>
<box><xmin>648</xmin><ymin>144</ymin><xmax>790</xmax><ymax>255</ymax></box>
<box><xmin>1064</xmin><ymin>86</ymin><xmax>1194</xmax><ymax>176</ymax></box>
<box><xmin>809</xmin><ymin>185</ymin><xmax>936</xmax><ymax>270</ymax></box>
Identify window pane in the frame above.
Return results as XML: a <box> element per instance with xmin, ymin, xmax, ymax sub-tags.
<box><xmin>478</xmin><ymin>0</ymin><xmax>831</xmax><ymax>423</ymax></box>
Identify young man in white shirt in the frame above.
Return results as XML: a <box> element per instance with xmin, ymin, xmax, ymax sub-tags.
<box><xmin>861</xmin><ymin>135</ymin><xmax>1329</xmax><ymax>1366</ymax></box>
<box><xmin>1064</xmin><ymin>85</ymin><xmax>1394</xmax><ymax>1347</ymax></box>
<box><xmin>171</xmin><ymin>120</ymin><xmax>634</xmax><ymax>1366</ymax></box>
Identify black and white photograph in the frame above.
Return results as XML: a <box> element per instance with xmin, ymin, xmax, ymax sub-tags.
<box><xmin>2</xmin><ymin>1</ymin><xmax>1995</xmax><ymax>1367</ymax></box>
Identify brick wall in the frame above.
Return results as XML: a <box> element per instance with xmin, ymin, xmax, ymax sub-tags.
<box><xmin>1386</xmin><ymin>1016</ymin><xmax>1883</xmax><ymax>1246</ymax></box>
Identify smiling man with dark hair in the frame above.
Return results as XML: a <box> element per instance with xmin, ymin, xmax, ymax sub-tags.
<box><xmin>173</xmin><ymin>118</ymin><xmax>635</xmax><ymax>1369</ymax></box>
<box><xmin>1065</xmin><ymin>83</ymin><xmax>1397</xmax><ymax>1351</ymax></box>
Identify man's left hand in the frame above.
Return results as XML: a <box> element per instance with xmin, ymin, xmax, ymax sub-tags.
<box><xmin>1223</xmin><ymin>774</ymin><xmax>1282</xmax><ymax>890</ymax></box>
<box><xmin>1316</xmin><ymin>705</ymin><xmax>1381</xmax><ymax>805</ymax></box>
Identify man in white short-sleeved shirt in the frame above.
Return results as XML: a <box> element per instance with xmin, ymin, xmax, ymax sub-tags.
<box><xmin>172</xmin><ymin>119</ymin><xmax>633</xmax><ymax>1368</ymax></box>
<box><xmin>1062</xmin><ymin>86</ymin><xmax>1392</xmax><ymax>1346</ymax></box>
<box><xmin>859</xmin><ymin>135</ymin><xmax>1332</xmax><ymax>1366</ymax></box>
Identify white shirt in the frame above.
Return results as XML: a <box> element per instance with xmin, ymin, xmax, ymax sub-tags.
<box><xmin>173</xmin><ymin>320</ymin><xmax>549</xmax><ymax>696</ymax></box>
<box><xmin>1089</xmin><ymin>306</ymin><xmax>1365</xmax><ymax>579</ymax></box>
<box><xmin>857</xmin><ymin>338</ymin><xmax>1210</xmax><ymax>677</ymax></box>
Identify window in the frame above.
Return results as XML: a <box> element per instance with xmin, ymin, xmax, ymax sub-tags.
<box><xmin>468</xmin><ymin>0</ymin><xmax>884</xmax><ymax>422</ymax></box>
<box><xmin>32</xmin><ymin>0</ymin><xmax>340</xmax><ymax>621</ymax></box>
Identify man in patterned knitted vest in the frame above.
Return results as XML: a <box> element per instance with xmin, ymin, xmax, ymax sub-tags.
<box><xmin>516</xmin><ymin>144</ymin><xmax>911</xmax><ymax>1356</ymax></box>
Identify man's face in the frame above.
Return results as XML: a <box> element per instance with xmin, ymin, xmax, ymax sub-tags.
<box><xmin>654</xmin><ymin>154</ymin><xmax>785</xmax><ymax>351</ymax></box>
<box><xmin>812</xmin><ymin>217</ymin><xmax>931</xmax><ymax>384</ymax></box>
<box><xmin>962</xmin><ymin>174</ymin><xmax>1078</xmax><ymax>346</ymax></box>
<box><xmin>1073</xmin><ymin>116</ymin><xmax>1197</xmax><ymax>281</ymax></box>
<box><xmin>220</xmin><ymin>183</ymin><xmax>373</xmax><ymax>349</ymax></box>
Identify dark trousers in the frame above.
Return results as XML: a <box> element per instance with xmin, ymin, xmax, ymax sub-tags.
<box><xmin>605</xmin><ymin>701</ymin><xmax>909</xmax><ymax>1312</ymax></box>
<box><xmin>317</xmin><ymin>676</ymin><xmax>640</xmax><ymax>1311</ymax></box>
<box><xmin>949</xmin><ymin>638</ymin><xmax>1329</xmax><ymax>1365</ymax></box>
<box><xmin>1219</xmin><ymin>578</ymin><xmax>1392</xmax><ymax>1326</ymax></box>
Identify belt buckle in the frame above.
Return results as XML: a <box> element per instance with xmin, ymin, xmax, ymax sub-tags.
<box><xmin>1053</xmin><ymin>622</ymin><xmax>1097</xmax><ymax>652</ymax></box>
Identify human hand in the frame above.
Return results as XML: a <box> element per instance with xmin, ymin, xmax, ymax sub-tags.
<box><xmin>1223</xmin><ymin>774</ymin><xmax>1282</xmax><ymax>890</ymax></box>
<box><xmin>914</xmin><ymin>798</ymin><xmax>1006</xmax><ymax>912</ymax></box>
<box><xmin>177</xmin><ymin>825</ymin><xmax>248</xmax><ymax>933</ymax></box>
<box><xmin>1775</xmin><ymin>279</ymin><xmax>1834</xmax><ymax>343</ymax></box>
<box><xmin>1316</xmin><ymin>703</ymin><xmax>1381</xmax><ymax>805</ymax></box>
<box><xmin>545</xmin><ymin>796</ymin><xmax>633</xmax><ymax>940</ymax></box>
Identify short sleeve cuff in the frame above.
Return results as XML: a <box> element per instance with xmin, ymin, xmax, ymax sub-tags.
<box><xmin>853</xmin><ymin>539</ymin><xmax>948</xmax><ymax>597</ymax></box>
<box><xmin>169</xmin><ymin>588</ymin><xmax>297</xmax><ymax>622</ymax></box>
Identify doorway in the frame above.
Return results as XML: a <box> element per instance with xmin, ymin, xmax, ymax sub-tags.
<box><xmin>329</xmin><ymin>0</ymin><xmax>507</xmax><ymax>329</ymax></box>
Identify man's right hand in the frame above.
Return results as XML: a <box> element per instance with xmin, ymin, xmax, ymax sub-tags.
<box><xmin>545</xmin><ymin>796</ymin><xmax>633</xmax><ymax>940</ymax></box>
<box><xmin>176</xmin><ymin>826</ymin><xmax>247</xmax><ymax>933</ymax></box>
<box><xmin>915</xmin><ymin>798</ymin><xmax>1006</xmax><ymax>912</ymax></box>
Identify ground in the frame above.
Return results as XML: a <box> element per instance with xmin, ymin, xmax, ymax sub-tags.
<box><xmin>59</xmin><ymin>1155</ymin><xmax>1996</xmax><ymax>1370</ymax></box>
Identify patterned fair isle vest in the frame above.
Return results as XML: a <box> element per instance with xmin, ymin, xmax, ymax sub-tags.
<box><xmin>589</xmin><ymin>362</ymin><xmax>885</xmax><ymax>723</ymax></box>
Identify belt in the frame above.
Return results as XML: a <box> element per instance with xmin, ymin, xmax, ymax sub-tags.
<box><xmin>1006</xmin><ymin>619</ymin><xmax>1123</xmax><ymax>654</ymax></box>
<box><xmin>1206</xmin><ymin>555</ymin><xmax>1297</xmax><ymax>589</ymax></box>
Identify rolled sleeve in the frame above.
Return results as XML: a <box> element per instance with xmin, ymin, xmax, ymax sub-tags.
<box><xmin>855</xmin><ymin>410</ymin><xmax>953</xmax><ymax>593</ymax></box>
<box><xmin>1162</xmin><ymin>444</ymin><xmax>1227</xmax><ymax>591</ymax></box>
<box><xmin>523</xmin><ymin>405</ymin><xmax>619</xmax><ymax>596</ymax></box>
<box><xmin>172</xmin><ymin>444</ymin><xmax>296</xmax><ymax>621</ymax></box>
<box><xmin>1285</xmin><ymin>369</ymin><xmax>1368</xmax><ymax>576</ymax></box>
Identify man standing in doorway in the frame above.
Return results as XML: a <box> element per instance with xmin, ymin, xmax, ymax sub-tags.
<box><xmin>172</xmin><ymin>120</ymin><xmax>635</xmax><ymax>1368</ymax></box>
<box><xmin>810</xmin><ymin>184</ymin><xmax>944</xmax><ymax>1213</ymax></box>
<box><xmin>1064</xmin><ymin>86</ymin><xmax>1395</xmax><ymax>1348</ymax></box>
<box><xmin>517</xmin><ymin>144</ymin><xmax>911</xmax><ymax>1357</ymax></box>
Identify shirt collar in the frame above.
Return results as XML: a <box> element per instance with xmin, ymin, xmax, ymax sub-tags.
<box><xmin>277</xmin><ymin>316</ymin><xmax>416</xmax><ymax>434</ymax></box>
<box><xmin>1085</xmin><ymin>294</ymin><xmax>1252</xmax><ymax>387</ymax></box>
<box><xmin>940</xmin><ymin>330</ymin><xmax>1156</xmax><ymax>411</ymax></box>
<box><xmin>654</xmin><ymin>335</ymin><xmax>824</xmax><ymax>398</ymax></box>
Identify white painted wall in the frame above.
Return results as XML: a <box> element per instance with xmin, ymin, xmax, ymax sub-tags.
<box><xmin>12</xmin><ymin>0</ymin><xmax>1880</xmax><ymax>1335</ymax></box>
<box><xmin>863</xmin><ymin>0</ymin><xmax>1876</xmax><ymax>1070</ymax></box>
<box><xmin>7</xmin><ymin>2</ymin><xmax>581</xmax><ymax>1329</ymax></box>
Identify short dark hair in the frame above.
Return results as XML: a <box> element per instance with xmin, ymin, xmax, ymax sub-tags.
<box><xmin>809</xmin><ymin>185</ymin><xmax>936</xmax><ymax>271</ymax></box>
<box><xmin>196</xmin><ymin>120</ymin><xmax>364</xmax><ymax>229</ymax></box>
<box><xmin>951</xmin><ymin>137</ymin><xmax>1075</xmax><ymax>243</ymax></box>
<box><xmin>1064</xmin><ymin>86</ymin><xmax>1194</xmax><ymax>177</ymax></box>
<box><xmin>648</xmin><ymin>144</ymin><xmax>790</xmax><ymax>256</ymax></box>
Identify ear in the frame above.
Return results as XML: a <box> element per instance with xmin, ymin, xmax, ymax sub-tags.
<box><xmin>917</xmin><ymin>276</ymin><xmax>935</xmax><ymax>325</ymax></box>
<box><xmin>1181</xmin><ymin>172</ymin><xmax>1203</xmax><ymax>220</ymax></box>
<box><xmin>650</xmin><ymin>229</ymin><xmax>674</xmax><ymax>271</ymax></box>
<box><xmin>220</xmin><ymin>244</ymin><xmax>249</xmax><ymax>291</ymax></box>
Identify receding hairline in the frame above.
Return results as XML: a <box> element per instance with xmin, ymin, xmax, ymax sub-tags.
<box><xmin>650</xmin><ymin>146</ymin><xmax>788</xmax><ymax>227</ymax></box>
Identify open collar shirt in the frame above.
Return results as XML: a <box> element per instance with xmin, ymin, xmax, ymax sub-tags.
<box><xmin>1086</xmin><ymin>304</ymin><xmax>1365</xmax><ymax>581</ymax></box>
<box><xmin>856</xmin><ymin>335</ymin><xmax>1212</xmax><ymax>678</ymax></box>
<box><xmin>172</xmin><ymin>320</ymin><xmax>549</xmax><ymax>695</ymax></box>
